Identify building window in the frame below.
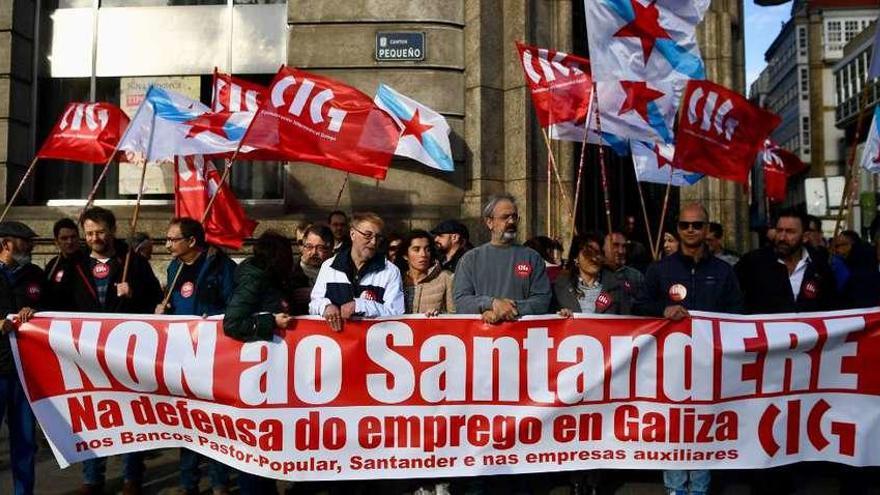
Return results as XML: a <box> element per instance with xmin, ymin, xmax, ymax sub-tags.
<box><xmin>844</xmin><ymin>20</ymin><xmax>861</xmax><ymax>43</ymax></box>
<box><xmin>801</xmin><ymin>116</ymin><xmax>810</xmax><ymax>146</ymax></box>
<box><xmin>798</xmin><ymin>26</ymin><xmax>808</xmax><ymax>56</ymax></box>
<box><xmin>826</xmin><ymin>21</ymin><xmax>842</xmax><ymax>51</ymax></box>
<box><xmin>800</xmin><ymin>67</ymin><xmax>809</xmax><ymax>94</ymax></box>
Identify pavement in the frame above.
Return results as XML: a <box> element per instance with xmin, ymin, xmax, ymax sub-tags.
<box><xmin>0</xmin><ymin>426</ymin><xmax>877</xmax><ymax>494</ymax></box>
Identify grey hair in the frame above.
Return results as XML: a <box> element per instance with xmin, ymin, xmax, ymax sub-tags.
<box><xmin>482</xmin><ymin>193</ymin><xmax>517</xmax><ymax>219</ymax></box>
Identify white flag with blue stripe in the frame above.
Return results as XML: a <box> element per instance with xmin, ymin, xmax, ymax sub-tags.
<box><xmin>374</xmin><ymin>84</ymin><xmax>454</xmax><ymax>172</ymax></box>
<box><xmin>861</xmin><ymin>105</ymin><xmax>880</xmax><ymax>174</ymax></box>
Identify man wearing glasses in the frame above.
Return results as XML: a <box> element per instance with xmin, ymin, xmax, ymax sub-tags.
<box><xmin>291</xmin><ymin>224</ymin><xmax>333</xmax><ymax>314</ymax></box>
<box><xmin>309</xmin><ymin>212</ymin><xmax>404</xmax><ymax>331</ymax></box>
<box><xmin>156</xmin><ymin>217</ymin><xmax>237</xmax><ymax>495</ymax></box>
<box><xmin>633</xmin><ymin>202</ymin><xmax>742</xmax><ymax>495</ymax></box>
<box><xmin>453</xmin><ymin>193</ymin><xmax>551</xmax><ymax>323</ymax></box>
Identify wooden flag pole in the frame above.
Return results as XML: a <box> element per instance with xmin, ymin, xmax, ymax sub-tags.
<box><xmin>121</xmin><ymin>111</ymin><xmax>159</xmax><ymax>286</ymax></box>
<box><xmin>540</xmin><ymin>129</ymin><xmax>575</xmax><ymax>222</ymax></box>
<box><xmin>590</xmin><ymin>85</ymin><xmax>614</xmax><ymax>235</ymax></box>
<box><xmin>334</xmin><ymin>173</ymin><xmax>350</xmax><ymax>209</ymax></box>
<box><xmin>833</xmin><ymin>84</ymin><xmax>872</xmax><ymax>238</ymax></box>
<box><xmin>634</xmin><ymin>177</ymin><xmax>657</xmax><ymax>261</ymax></box>
<box><xmin>0</xmin><ymin>156</ymin><xmax>40</xmax><ymax>223</ymax></box>
<box><xmin>569</xmin><ymin>91</ymin><xmax>596</xmax><ymax>239</ymax></box>
<box><xmin>654</xmin><ymin>178</ymin><xmax>673</xmax><ymax>258</ymax></box>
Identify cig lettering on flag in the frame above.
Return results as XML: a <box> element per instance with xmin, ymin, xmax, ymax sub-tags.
<box><xmin>212</xmin><ymin>71</ymin><xmax>266</xmax><ymax>113</ymax></box>
<box><xmin>630</xmin><ymin>140</ymin><xmax>702</xmax><ymax>186</ymax></box>
<box><xmin>174</xmin><ymin>155</ymin><xmax>257</xmax><ymax>249</ymax></box>
<box><xmin>860</xmin><ymin>105</ymin><xmax>880</xmax><ymax>174</ymax></box>
<box><xmin>515</xmin><ymin>42</ymin><xmax>592</xmax><ymax>129</ymax></box>
<box><xmin>673</xmin><ymin>80</ymin><xmax>781</xmax><ymax>185</ymax></box>
<box><xmin>373</xmin><ymin>84</ymin><xmax>454</xmax><ymax>172</ymax></box>
<box><xmin>36</xmin><ymin>102</ymin><xmax>130</xmax><ymax>164</ymax></box>
<box><xmin>118</xmin><ymin>86</ymin><xmax>251</xmax><ymax>163</ymax></box>
<box><xmin>241</xmin><ymin>66</ymin><xmax>399</xmax><ymax>180</ymax></box>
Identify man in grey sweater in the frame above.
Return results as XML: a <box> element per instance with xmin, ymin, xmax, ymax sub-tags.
<box><xmin>453</xmin><ymin>193</ymin><xmax>551</xmax><ymax>322</ymax></box>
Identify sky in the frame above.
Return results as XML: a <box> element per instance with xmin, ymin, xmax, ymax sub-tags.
<box><xmin>744</xmin><ymin>0</ymin><xmax>793</xmax><ymax>88</ymax></box>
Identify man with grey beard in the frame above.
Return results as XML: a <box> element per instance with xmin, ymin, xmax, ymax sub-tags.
<box><xmin>453</xmin><ymin>193</ymin><xmax>551</xmax><ymax>323</ymax></box>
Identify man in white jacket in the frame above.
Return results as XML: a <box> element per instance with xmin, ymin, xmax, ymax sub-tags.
<box><xmin>310</xmin><ymin>211</ymin><xmax>404</xmax><ymax>331</ymax></box>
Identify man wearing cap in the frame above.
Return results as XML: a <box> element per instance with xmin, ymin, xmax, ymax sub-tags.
<box><xmin>432</xmin><ymin>219</ymin><xmax>470</xmax><ymax>273</ymax></box>
<box><xmin>43</xmin><ymin>218</ymin><xmax>84</xmax><ymax>311</ymax></box>
<box><xmin>0</xmin><ymin>221</ymin><xmax>45</xmax><ymax>495</ymax></box>
<box><xmin>633</xmin><ymin>202</ymin><xmax>742</xmax><ymax>495</ymax></box>
<box><xmin>60</xmin><ymin>207</ymin><xmax>161</xmax><ymax>495</ymax></box>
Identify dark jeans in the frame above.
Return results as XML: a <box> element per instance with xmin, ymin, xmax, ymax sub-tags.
<box><xmin>82</xmin><ymin>453</ymin><xmax>145</xmax><ymax>486</ymax></box>
<box><xmin>180</xmin><ymin>449</ymin><xmax>229</xmax><ymax>490</ymax></box>
<box><xmin>0</xmin><ymin>375</ymin><xmax>36</xmax><ymax>495</ymax></box>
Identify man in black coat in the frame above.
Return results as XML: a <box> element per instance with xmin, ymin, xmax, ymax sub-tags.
<box><xmin>0</xmin><ymin>221</ymin><xmax>44</xmax><ymax>495</ymax></box>
<box><xmin>735</xmin><ymin>208</ymin><xmax>838</xmax><ymax>314</ymax></box>
<box><xmin>43</xmin><ymin>217</ymin><xmax>84</xmax><ymax>311</ymax></box>
<box><xmin>63</xmin><ymin>207</ymin><xmax>161</xmax><ymax>495</ymax></box>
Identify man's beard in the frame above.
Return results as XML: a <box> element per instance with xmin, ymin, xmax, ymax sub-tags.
<box><xmin>12</xmin><ymin>252</ymin><xmax>30</xmax><ymax>266</ymax></box>
<box><xmin>500</xmin><ymin>230</ymin><xmax>516</xmax><ymax>243</ymax></box>
<box><xmin>775</xmin><ymin>240</ymin><xmax>798</xmax><ymax>258</ymax></box>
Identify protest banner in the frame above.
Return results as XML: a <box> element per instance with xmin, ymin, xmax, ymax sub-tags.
<box><xmin>11</xmin><ymin>310</ymin><xmax>880</xmax><ymax>481</ymax></box>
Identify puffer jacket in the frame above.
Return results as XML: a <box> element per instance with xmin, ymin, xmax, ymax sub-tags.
<box><xmin>406</xmin><ymin>263</ymin><xmax>455</xmax><ymax>314</ymax></box>
<box><xmin>223</xmin><ymin>257</ymin><xmax>292</xmax><ymax>342</ymax></box>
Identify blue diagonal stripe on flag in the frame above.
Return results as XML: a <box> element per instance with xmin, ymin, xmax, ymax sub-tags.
<box><xmin>374</xmin><ymin>84</ymin><xmax>454</xmax><ymax>172</ymax></box>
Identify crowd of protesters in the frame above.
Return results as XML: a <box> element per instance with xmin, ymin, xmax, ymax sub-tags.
<box><xmin>0</xmin><ymin>194</ymin><xmax>878</xmax><ymax>495</ymax></box>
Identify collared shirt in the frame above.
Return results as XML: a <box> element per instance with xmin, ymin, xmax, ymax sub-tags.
<box><xmin>575</xmin><ymin>277</ymin><xmax>602</xmax><ymax>313</ymax></box>
<box><xmin>778</xmin><ymin>247</ymin><xmax>810</xmax><ymax>299</ymax></box>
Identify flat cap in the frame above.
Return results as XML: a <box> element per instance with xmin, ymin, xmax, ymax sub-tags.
<box><xmin>431</xmin><ymin>220</ymin><xmax>469</xmax><ymax>239</ymax></box>
<box><xmin>0</xmin><ymin>221</ymin><xmax>37</xmax><ymax>239</ymax></box>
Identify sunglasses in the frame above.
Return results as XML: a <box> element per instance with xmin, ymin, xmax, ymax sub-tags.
<box><xmin>677</xmin><ymin>221</ymin><xmax>706</xmax><ymax>231</ymax></box>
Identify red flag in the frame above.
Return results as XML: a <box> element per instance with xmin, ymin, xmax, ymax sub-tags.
<box><xmin>212</xmin><ymin>70</ymin><xmax>266</xmax><ymax>112</ymax></box>
<box><xmin>515</xmin><ymin>41</ymin><xmax>592</xmax><ymax>128</ymax></box>
<box><xmin>673</xmin><ymin>80</ymin><xmax>781</xmax><ymax>184</ymax></box>
<box><xmin>174</xmin><ymin>155</ymin><xmax>257</xmax><ymax>250</ymax></box>
<box><xmin>37</xmin><ymin>102</ymin><xmax>130</xmax><ymax>164</ymax></box>
<box><xmin>760</xmin><ymin>140</ymin><xmax>808</xmax><ymax>204</ymax></box>
<box><xmin>240</xmin><ymin>66</ymin><xmax>399</xmax><ymax>180</ymax></box>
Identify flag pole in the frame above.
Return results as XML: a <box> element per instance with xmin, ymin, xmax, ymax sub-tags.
<box><xmin>540</xmin><ymin>129</ymin><xmax>575</xmax><ymax>224</ymax></box>
<box><xmin>121</xmin><ymin>111</ymin><xmax>158</xmax><ymax>286</ymax></box>
<box><xmin>654</xmin><ymin>176</ymin><xmax>673</xmax><ymax>259</ymax></box>
<box><xmin>0</xmin><ymin>156</ymin><xmax>40</xmax><ymax>223</ymax></box>
<box><xmin>634</xmin><ymin>176</ymin><xmax>657</xmax><ymax>260</ymax></box>
<box><xmin>833</xmin><ymin>84</ymin><xmax>872</xmax><ymax>239</ymax></box>
<box><xmin>334</xmin><ymin>173</ymin><xmax>349</xmax><ymax>209</ymax></box>
<box><xmin>590</xmin><ymin>84</ymin><xmax>614</xmax><ymax>235</ymax></box>
<box><xmin>569</xmin><ymin>92</ymin><xmax>595</xmax><ymax>239</ymax></box>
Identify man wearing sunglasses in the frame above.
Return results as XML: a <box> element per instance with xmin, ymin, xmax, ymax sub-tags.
<box><xmin>310</xmin><ymin>212</ymin><xmax>404</xmax><ymax>331</ymax></box>
<box><xmin>633</xmin><ymin>202</ymin><xmax>742</xmax><ymax>495</ymax></box>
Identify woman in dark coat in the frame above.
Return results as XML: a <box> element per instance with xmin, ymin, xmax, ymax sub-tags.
<box><xmin>554</xmin><ymin>233</ymin><xmax>624</xmax><ymax>316</ymax></box>
<box><xmin>224</xmin><ymin>231</ymin><xmax>295</xmax><ymax>342</ymax></box>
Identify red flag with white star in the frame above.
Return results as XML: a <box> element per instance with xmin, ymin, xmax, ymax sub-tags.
<box><xmin>174</xmin><ymin>155</ymin><xmax>257</xmax><ymax>249</ymax></box>
<box><xmin>37</xmin><ymin>102</ymin><xmax>130</xmax><ymax>164</ymax></box>
<box><xmin>515</xmin><ymin>42</ymin><xmax>593</xmax><ymax>129</ymax></box>
<box><xmin>240</xmin><ymin>66</ymin><xmax>400</xmax><ymax>180</ymax></box>
<box><xmin>673</xmin><ymin>80</ymin><xmax>781</xmax><ymax>184</ymax></box>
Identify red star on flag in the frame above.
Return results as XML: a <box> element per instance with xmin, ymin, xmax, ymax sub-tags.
<box><xmin>401</xmin><ymin>109</ymin><xmax>433</xmax><ymax>143</ymax></box>
<box><xmin>184</xmin><ymin>112</ymin><xmax>232</xmax><ymax>140</ymax></box>
<box><xmin>613</xmin><ymin>0</ymin><xmax>672</xmax><ymax>63</ymax></box>
<box><xmin>654</xmin><ymin>143</ymin><xmax>672</xmax><ymax>168</ymax></box>
<box><xmin>618</xmin><ymin>80</ymin><xmax>665</xmax><ymax>123</ymax></box>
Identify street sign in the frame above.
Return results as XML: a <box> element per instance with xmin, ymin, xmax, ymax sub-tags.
<box><xmin>376</xmin><ymin>32</ymin><xmax>426</xmax><ymax>61</ymax></box>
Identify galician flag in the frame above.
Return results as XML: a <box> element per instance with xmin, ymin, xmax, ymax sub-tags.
<box><xmin>584</xmin><ymin>0</ymin><xmax>710</xmax><ymax>144</ymax></box>
<box><xmin>118</xmin><ymin>85</ymin><xmax>251</xmax><ymax>163</ymax></box>
<box><xmin>373</xmin><ymin>84</ymin><xmax>454</xmax><ymax>172</ymax></box>
<box><xmin>861</xmin><ymin>105</ymin><xmax>880</xmax><ymax>174</ymax></box>
<box><xmin>630</xmin><ymin>140</ymin><xmax>702</xmax><ymax>186</ymax></box>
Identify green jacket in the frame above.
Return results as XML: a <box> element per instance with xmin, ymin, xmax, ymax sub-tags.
<box><xmin>223</xmin><ymin>258</ymin><xmax>291</xmax><ymax>342</ymax></box>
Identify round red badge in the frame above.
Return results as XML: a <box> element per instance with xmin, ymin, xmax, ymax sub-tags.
<box><xmin>26</xmin><ymin>283</ymin><xmax>40</xmax><ymax>301</ymax></box>
<box><xmin>54</xmin><ymin>269</ymin><xmax>64</xmax><ymax>283</ymax></box>
<box><xmin>360</xmin><ymin>290</ymin><xmax>377</xmax><ymax>301</ymax></box>
<box><xmin>514</xmin><ymin>262</ymin><xmax>533</xmax><ymax>278</ymax></box>
<box><xmin>92</xmin><ymin>263</ymin><xmax>110</xmax><ymax>279</ymax></box>
<box><xmin>180</xmin><ymin>281</ymin><xmax>194</xmax><ymax>298</ymax></box>
<box><xmin>595</xmin><ymin>291</ymin><xmax>613</xmax><ymax>312</ymax></box>
<box><xmin>668</xmin><ymin>284</ymin><xmax>687</xmax><ymax>302</ymax></box>
<box><xmin>802</xmin><ymin>280</ymin><xmax>818</xmax><ymax>299</ymax></box>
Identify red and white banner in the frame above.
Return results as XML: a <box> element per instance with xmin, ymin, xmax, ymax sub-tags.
<box><xmin>37</xmin><ymin>102</ymin><xmax>131</xmax><ymax>164</ymax></box>
<box><xmin>12</xmin><ymin>310</ymin><xmax>880</xmax><ymax>481</ymax></box>
<box><xmin>212</xmin><ymin>71</ymin><xmax>266</xmax><ymax>113</ymax></box>
<box><xmin>515</xmin><ymin>42</ymin><xmax>592</xmax><ymax>130</ymax></box>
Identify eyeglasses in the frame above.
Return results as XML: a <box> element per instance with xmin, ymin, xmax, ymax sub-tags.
<box><xmin>352</xmin><ymin>226</ymin><xmax>384</xmax><ymax>243</ymax></box>
<box><xmin>302</xmin><ymin>243</ymin><xmax>329</xmax><ymax>251</ymax></box>
<box><xmin>165</xmin><ymin>236</ymin><xmax>188</xmax><ymax>243</ymax></box>
<box><xmin>492</xmin><ymin>213</ymin><xmax>519</xmax><ymax>223</ymax></box>
<box><xmin>677</xmin><ymin>221</ymin><xmax>706</xmax><ymax>231</ymax></box>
